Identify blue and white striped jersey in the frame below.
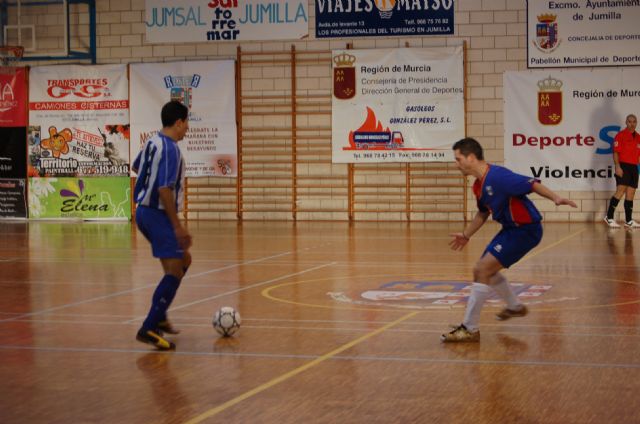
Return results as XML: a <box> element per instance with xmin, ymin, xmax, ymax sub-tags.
<box><xmin>133</xmin><ymin>132</ymin><xmax>185</xmax><ymax>211</ymax></box>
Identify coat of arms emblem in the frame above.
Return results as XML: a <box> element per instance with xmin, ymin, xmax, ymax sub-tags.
<box><xmin>533</xmin><ymin>14</ymin><xmax>561</xmax><ymax>52</ymax></box>
<box><xmin>537</xmin><ymin>76</ymin><xmax>562</xmax><ymax>125</ymax></box>
<box><xmin>333</xmin><ymin>53</ymin><xmax>356</xmax><ymax>100</ymax></box>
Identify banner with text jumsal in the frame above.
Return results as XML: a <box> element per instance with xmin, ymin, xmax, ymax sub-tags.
<box><xmin>527</xmin><ymin>0</ymin><xmax>640</xmax><ymax>68</ymax></box>
<box><xmin>504</xmin><ymin>68</ymin><xmax>640</xmax><ymax>191</ymax></box>
<box><xmin>130</xmin><ymin>60</ymin><xmax>238</xmax><ymax>177</ymax></box>
<box><xmin>28</xmin><ymin>65</ymin><xmax>130</xmax><ymax>177</ymax></box>
<box><xmin>332</xmin><ymin>47</ymin><xmax>464</xmax><ymax>163</ymax></box>
<box><xmin>145</xmin><ymin>0</ymin><xmax>308</xmax><ymax>43</ymax></box>
<box><xmin>316</xmin><ymin>0</ymin><xmax>454</xmax><ymax>38</ymax></box>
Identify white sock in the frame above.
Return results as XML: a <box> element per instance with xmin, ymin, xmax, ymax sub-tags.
<box><xmin>490</xmin><ymin>273</ymin><xmax>521</xmax><ymax>310</ymax></box>
<box><xmin>462</xmin><ymin>283</ymin><xmax>491</xmax><ymax>331</ymax></box>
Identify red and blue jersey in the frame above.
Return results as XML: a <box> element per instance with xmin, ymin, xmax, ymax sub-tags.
<box><xmin>473</xmin><ymin>164</ymin><xmax>542</xmax><ymax>228</ymax></box>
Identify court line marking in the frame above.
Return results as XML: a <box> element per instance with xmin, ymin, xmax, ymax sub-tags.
<box><xmin>181</xmin><ymin>311</ymin><xmax>419</xmax><ymax>424</ymax></box>
<box><xmin>10</xmin><ymin>312</ymin><xmax>640</xmax><ymax>331</ymax></box>
<box><xmin>186</xmin><ymin>248</ymin><xmax>317</xmax><ymax>279</ymax></box>
<box><xmin>1</xmin><ymin>343</ymin><xmax>639</xmax><ymax>370</ymax></box>
<box><xmin>0</xmin><ymin>249</ymin><xmax>328</xmax><ymax>323</ymax></box>
<box><xmin>8</xmin><ymin>318</ymin><xmax>640</xmax><ymax>338</ymax></box>
<box><xmin>123</xmin><ymin>262</ymin><xmax>336</xmax><ymax>323</ymax></box>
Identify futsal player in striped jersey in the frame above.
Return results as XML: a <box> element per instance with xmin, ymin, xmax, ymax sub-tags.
<box><xmin>133</xmin><ymin>100</ymin><xmax>191</xmax><ymax>350</ymax></box>
<box><xmin>442</xmin><ymin>137</ymin><xmax>577</xmax><ymax>343</ymax></box>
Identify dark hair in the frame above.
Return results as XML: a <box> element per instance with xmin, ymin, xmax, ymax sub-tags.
<box><xmin>452</xmin><ymin>137</ymin><xmax>484</xmax><ymax>160</ymax></box>
<box><xmin>161</xmin><ymin>101</ymin><xmax>189</xmax><ymax>127</ymax></box>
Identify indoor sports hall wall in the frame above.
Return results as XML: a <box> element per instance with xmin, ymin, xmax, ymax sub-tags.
<box><xmin>24</xmin><ymin>0</ymin><xmax>618</xmax><ymax>221</ymax></box>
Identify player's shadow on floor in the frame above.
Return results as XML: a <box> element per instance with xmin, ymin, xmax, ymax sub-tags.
<box><xmin>495</xmin><ymin>333</ymin><xmax>529</xmax><ymax>353</ymax></box>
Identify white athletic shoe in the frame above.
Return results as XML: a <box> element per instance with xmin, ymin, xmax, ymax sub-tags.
<box><xmin>604</xmin><ymin>217</ymin><xmax>621</xmax><ymax>228</ymax></box>
<box><xmin>625</xmin><ymin>220</ymin><xmax>640</xmax><ymax>228</ymax></box>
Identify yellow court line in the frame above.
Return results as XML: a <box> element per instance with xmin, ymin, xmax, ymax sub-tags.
<box><xmin>182</xmin><ymin>311</ymin><xmax>419</xmax><ymax>424</ymax></box>
<box><xmin>519</xmin><ymin>227</ymin><xmax>587</xmax><ymax>264</ymax></box>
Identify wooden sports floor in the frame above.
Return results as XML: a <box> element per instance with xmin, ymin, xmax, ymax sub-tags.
<box><xmin>1</xmin><ymin>220</ymin><xmax>640</xmax><ymax>423</ymax></box>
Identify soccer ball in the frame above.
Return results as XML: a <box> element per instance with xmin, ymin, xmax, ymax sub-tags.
<box><xmin>213</xmin><ymin>306</ymin><xmax>241</xmax><ymax>337</ymax></box>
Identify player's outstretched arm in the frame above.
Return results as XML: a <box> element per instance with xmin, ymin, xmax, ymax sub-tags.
<box><xmin>532</xmin><ymin>182</ymin><xmax>577</xmax><ymax>208</ymax></box>
<box><xmin>449</xmin><ymin>210</ymin><xmax>489</xmax><ymax>251</ymax></box>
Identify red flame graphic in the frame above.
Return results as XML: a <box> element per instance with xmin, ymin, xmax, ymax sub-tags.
<box><xmin>348</xmin><ymin>107</ymin><xmax>390</xmax><ymax>146</ymax></box>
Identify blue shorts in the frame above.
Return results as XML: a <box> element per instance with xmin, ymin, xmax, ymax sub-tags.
<box><xmin>135</xmin><ymin>206</ymin><xmax>183</xmax><ymax>259</ymax></box>
<box><xmin>483</xmin><ymin>223</ymin><xmax>543</xmax><ymax>268</ymax></box>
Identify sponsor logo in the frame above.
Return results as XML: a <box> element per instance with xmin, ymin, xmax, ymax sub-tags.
<box><xmin>47</xmin><ymin>79</ymin><xmax>110</xmax><ymax>99</ymax></box>
<box><xmin>374</xmin><ymin>0</ymin><xmax>396</xmax><ymax>19</ymax></box>
<box><xmin>327</xmin><ymin>281</ymin><xmax>563</xmax><ymax>309</ymax></box>
<box><xmin>217</xmin><ymin>159</ymin><xmax>232</xmax><ymax>175</ymax></box>
<box><xmin>59</xmin><ymin>179</ymin><xmax>110</xmax><ymax>214</ymax></box>
<box><xmin>41</xmin><ymin>126</ymin><xmax>72</xmax><ymax>159</ymax></box>
<box><xmin>164</xmin><ymin>74</ymin><xmax>201</xmax><ymax>109</ymax></box>
<box><xmin>0</xmin><ymin>81</ymin><xmax>17</xmax><ymax>112</ymax></box>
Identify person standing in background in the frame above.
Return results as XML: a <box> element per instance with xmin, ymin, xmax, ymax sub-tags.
<box><xmin>605</xmin><ymin>114</ymin><xmax>640</xmax><ymax>228</ymax></box>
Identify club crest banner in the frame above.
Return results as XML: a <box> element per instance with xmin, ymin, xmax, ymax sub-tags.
<box><xmin>28</xmin><ymin>65</ymin><xmax>130</xmax><ymax>177</ymax></box>
<box><xmin>504</xmin><ymin>68</ymin><xmax>640</xmax><ymax>191</ymax></box>
<box><xmin>130</xmin><ymin>60</ymin><xmax>237</xmax><ymax>177</ymax></box>
<box><xmin>331</xmin><ymin>47</ymin><xmax>464</xmax><ymax>163</ymax></box>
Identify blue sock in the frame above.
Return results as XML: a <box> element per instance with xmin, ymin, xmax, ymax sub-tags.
<box><xmin>142</xmin><ymin>274</ymin><xmax>181</xmax><ymax>330</ymax></box>
<box><xmin>158</xmin><ymin>266</ymin><xmax>188</xmax><ymax>323</ymax></box>
<box><xmin>159</xmin><ymin>276</ymin><xmax>183</xmax><ymax>323</ymax></box>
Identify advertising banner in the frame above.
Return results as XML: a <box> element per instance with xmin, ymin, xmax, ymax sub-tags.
<box><xmin>504</xmin><ymin>68</ymin><xmax>640</xmax><ymax>191</ymax></box>
<box><xmin>527</xmin><ymin>0</ymin><xmax>640</xmax><ymax>68</ymax></box>
<box><xmin>331</xmin><ymin>46</ymin><xmax>464</xmax><ymax>163</ymax></box>
<box><xmin>0</xmin><ymin>126</ymin><xmax>27</xmax><ymax>219</ymax></box>
<box><xmin>316</xmin><ymin>0</ymin><xmax>454</xmax><ymax>38</ymax></box>
<box><xmin>0</xmin><ymin>179</ymin><xmax>27</xmax><ymax>218</ymax></box>
<box><xmin>145</xmin><ymin>0</ymin><xmax>308</xmax><ymax>43</ymax></box>
<box><xmin>130</xmin><ymin>60</ymin><xmax>238</xmax><ymax>177</ymax></box>
<box><xmin>28</xmin><ymin>65</ymin><xmax>130</xmax><ymax>177</ymax></box>
<box><xmin>0</xmin><ymin>67</ymin><xmax>27</xmax><ymax>127</ymax></box>
<box><xmin>0</xmin><ymin>127</ymin><xmax>26</xmax><ymax>179</ymax></box>
<box><xmin>28</xmin><ymin>176</ymin><xmax>131</xmax><ymax>220</ymax></box>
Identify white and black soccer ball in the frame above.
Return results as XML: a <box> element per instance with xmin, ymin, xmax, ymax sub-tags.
<box><xmin>213</xmin><ymin>306</ymin><xmax>241</xmax><ymax>337</ymax></box>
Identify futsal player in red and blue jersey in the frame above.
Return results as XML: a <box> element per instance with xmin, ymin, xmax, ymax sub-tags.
<box><xmin>442</xmin><ymin>138</ymin><xmax>577</xmax><ymax>343</ymax></box>
<box><xmin>133</xmin><ymin>100</ymin><xmax>192</xmax><ymax>350</ymax></box>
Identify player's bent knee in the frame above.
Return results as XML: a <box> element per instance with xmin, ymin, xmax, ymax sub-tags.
<box><xmin>183</xmin><ymin>251</ymin><xmax>192</xmax><ymax>269</ymax></box>
<box><xmin>473</xmin><ymin>266</ymin><xmax>494</xmax><ymax>285</ymax></box>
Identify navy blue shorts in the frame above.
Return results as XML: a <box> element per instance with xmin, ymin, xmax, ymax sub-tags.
<box><xmin>135</xmin><ymin>206</ymin><xmax>183</xmax><ymax>259</ymax></box>
<box><xmin>483</xmin><ymin>223</ymin><xmax>543</xmax><ymax>268</ymax></box>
